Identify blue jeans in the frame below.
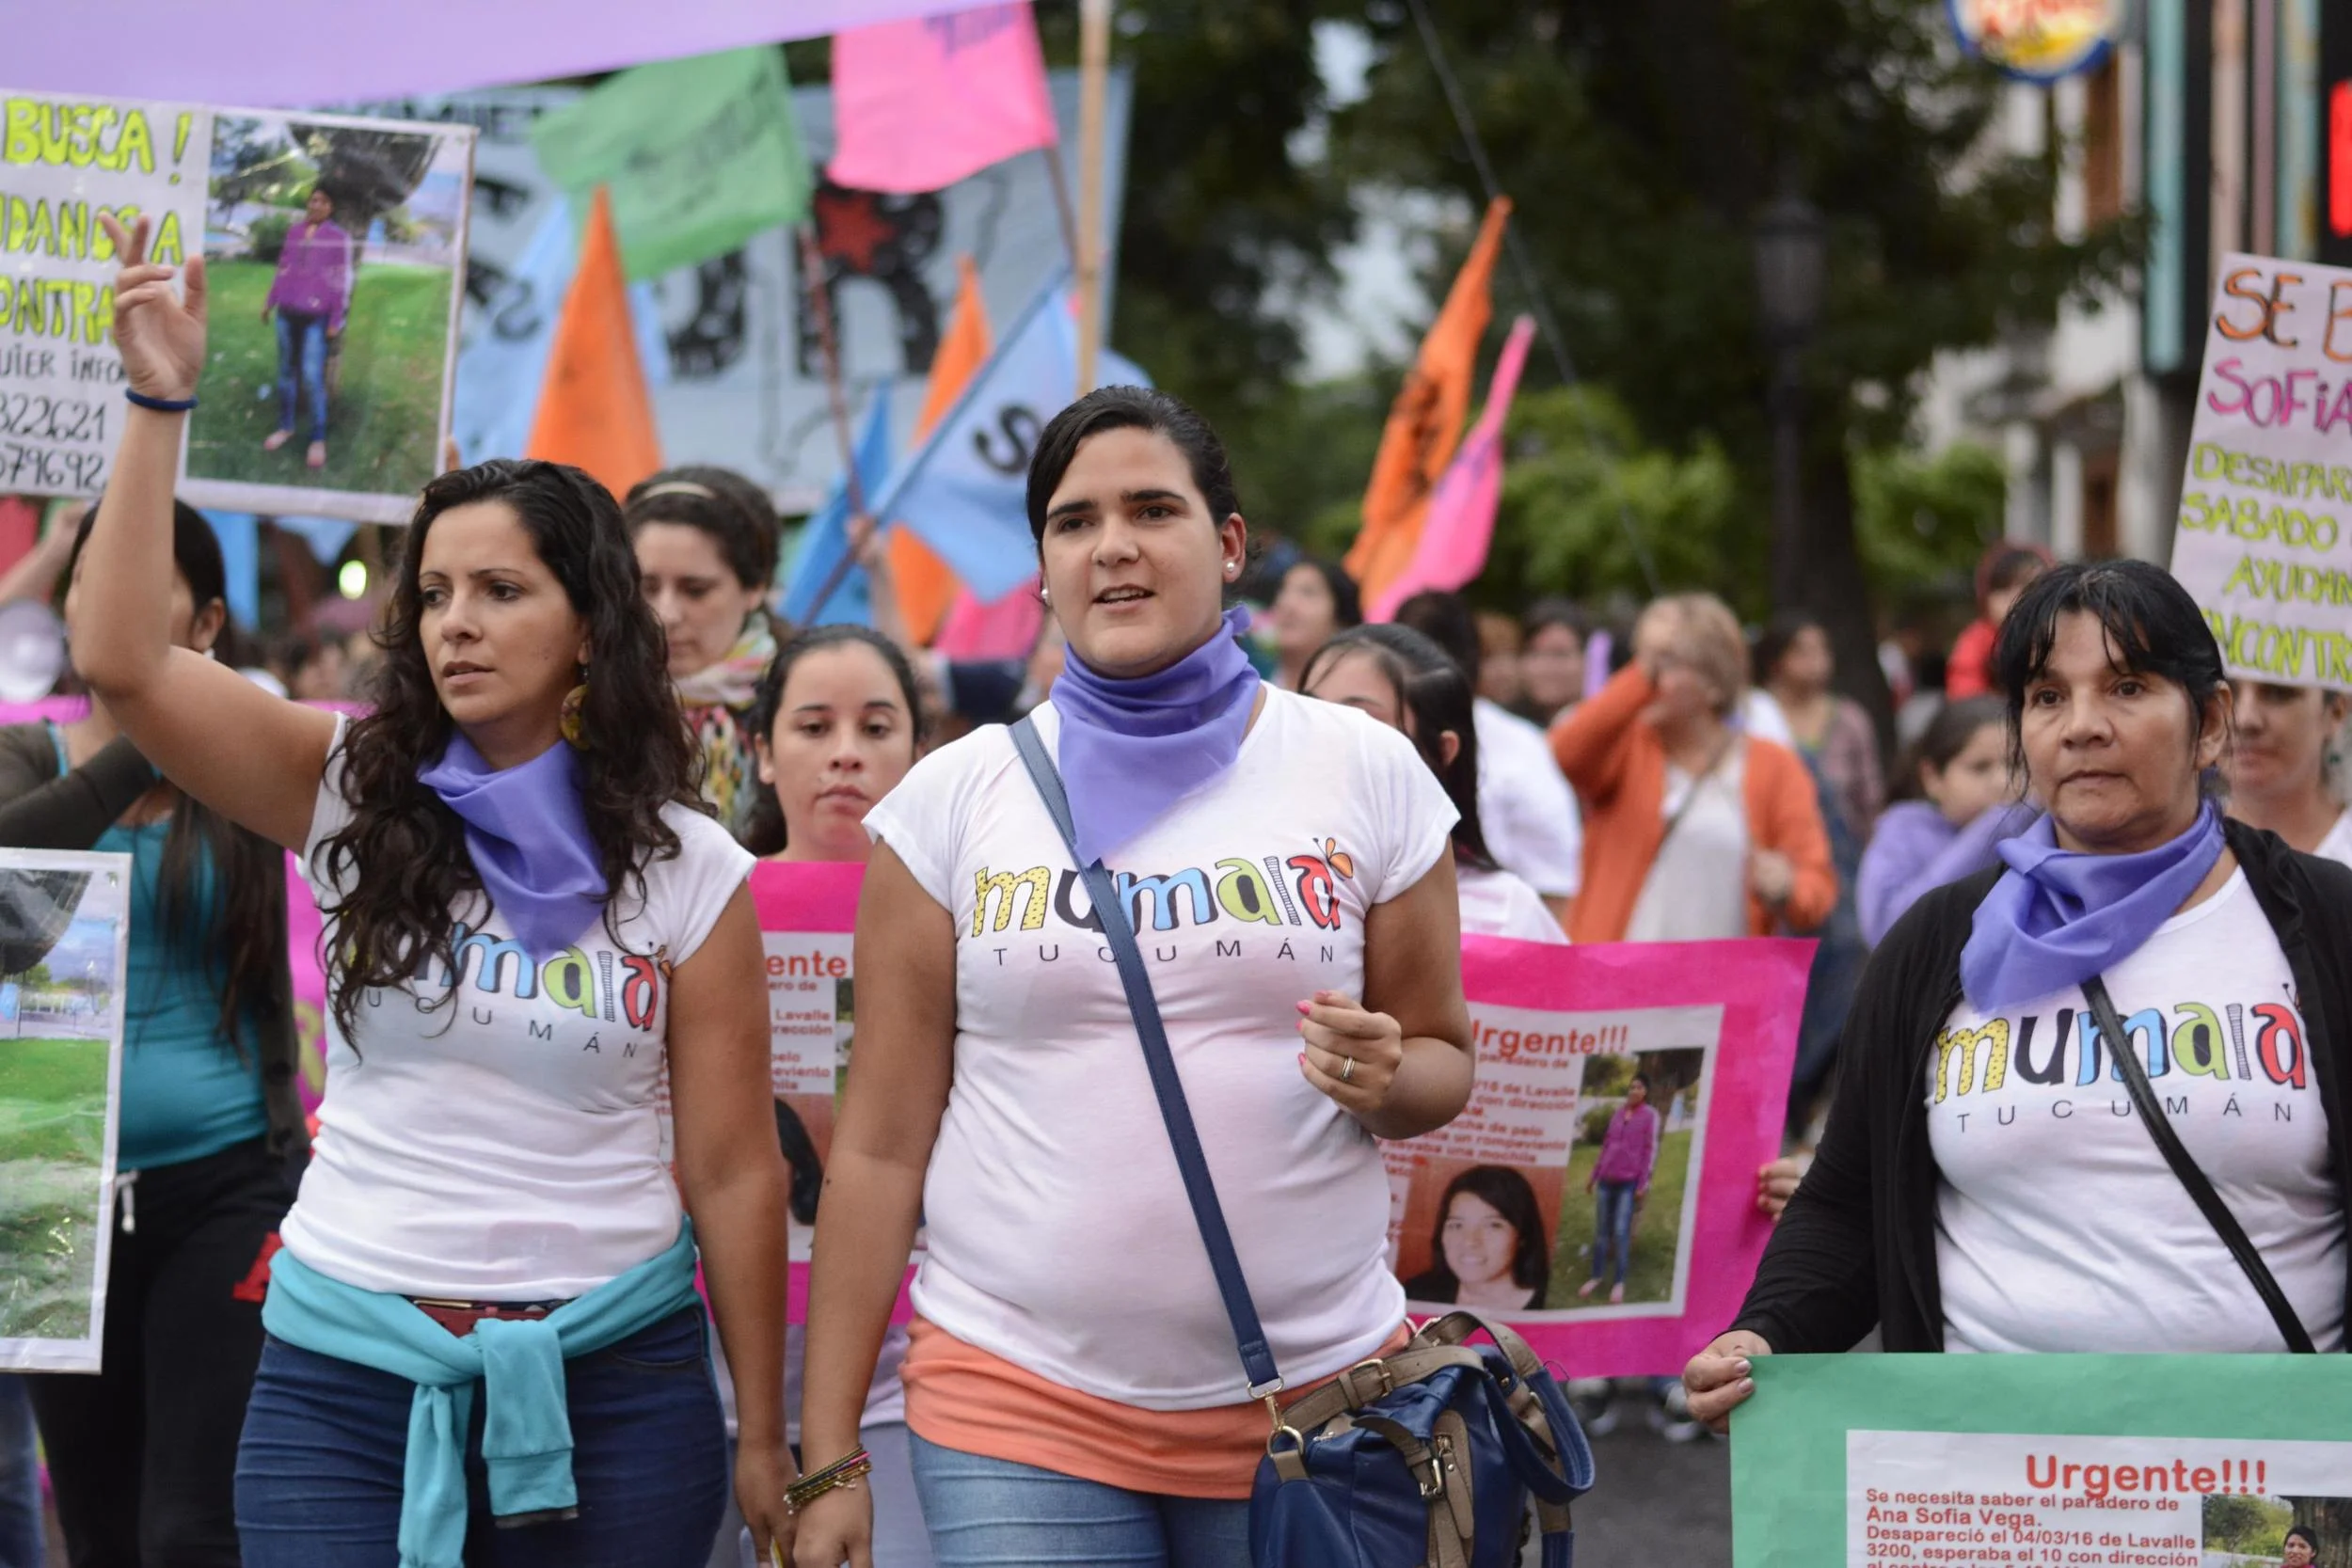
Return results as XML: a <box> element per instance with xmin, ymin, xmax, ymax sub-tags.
<box><xmin>235</xmin><ymin>1305</ymin><xmax>727</xmax><ymax>1567</ymax></box>
<box><xmin>1590</xmin><ymin>1180</ymin><xmax>1639</xmax><ymax>1286</ymax></box>
<box><xmin>273</xmin><ymin>309</ymin><xmax>329</xmax><ymax>440</ymax></box>
<box><xmin>0</xmin><ymin>1378</ymin><xmax>40</xmax><ymax>1568</ymax></box>
<box><xmin>908</xmin><ymin>1433</ymin><xmax>1249</xmax><ymax>1568</ymax></box>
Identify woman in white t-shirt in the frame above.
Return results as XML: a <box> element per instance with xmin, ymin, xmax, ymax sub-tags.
<box><xmin>72</xmin><ymin>217</ymin><xmax>791</xmax><ymax>1567</ymax></box>
<box><xmin>2226</xmin><ymin>679</ymin><xmax>2352</xmax><ymax>869</ymax></box>
<box><xmin>794</xmin><ymin>388</ymin><xmax>1473</xmax><ymax>1567</ymax></box>
<box><xmin>1301</xmin><ymin>621</ymin><xmax>1565</xmax><ymax>944</ymax></box>
<box><xmin>1687</xmin><ymin>560</ymin><xmax>2352</xmax><ymax>1433</ymax></box>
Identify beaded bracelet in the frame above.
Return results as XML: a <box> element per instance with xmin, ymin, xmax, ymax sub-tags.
<box><xmin>784</xmin><ymin>1447</ymin><xmax>873</xmax><ymax>1513</ymax></box>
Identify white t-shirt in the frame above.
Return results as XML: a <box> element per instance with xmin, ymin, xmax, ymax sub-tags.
<box><xmin>1931</xmin><ymin>871</ymin><xmax>2346</xmax><ymax>1354</ymax></box>
<box><xmin>862</xmin><ymin>688</ymin><xmax>1456</xmax><ymax>1409</ymax></box>
<box><xmin>283</xmin><ymin>719</ymin><xmax>755</xmax><ymax>1299</ymax></box>
<box><xmin>1625</xmin><ymin>746</ymin><xmax>1750</xmax><ymax>942</ymax></box>
<box><xmin>1473</xmin><ymin>698</ymin><xmax>1581</xmax><ymax>899</ymax></box>
<box><xmin>2312</xmin><ymin>809</ymin><xmax>2352</xmax><ymax>871</ymax></box>
<box><xmin>1458</xmin><ymin>863</ymin><xmax>1566</xmax><ymax>943</ymax></box>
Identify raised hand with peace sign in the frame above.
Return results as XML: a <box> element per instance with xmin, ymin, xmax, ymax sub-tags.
<box><xmin>97</xmin><ymin>212</ymin><xmax>207</xmax><ymax>405</ymax></box>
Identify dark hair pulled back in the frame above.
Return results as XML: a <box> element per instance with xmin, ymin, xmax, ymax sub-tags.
<box><xmin>316</xmin><ymin>459</ymin><xmax>698</xmax><ymax>1038</ymax></box>
<box><xmin>1300</xmin><ymin>623</ymin><xmax>1496</xmax><ymax>870</ymax></box>
<box><xmin>1025</xmin><ymin>386</ymin><xmax>1239</xmax><ymax>546</ymax></box>
<box><xmin>740</xmin><ymin>625</ymin><xmax>929</xmax><ymax>857</ymax></box>
<box><xmin>624</xmin><ymin>465</ymin><xmax>782</xmax><ymax>592</ymax></box>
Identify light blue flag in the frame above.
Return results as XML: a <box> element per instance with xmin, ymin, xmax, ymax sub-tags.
<box><xmin>452</xmin><ymin>197</ymin><xmax>670</xmax><ymax>467</ymax></box>
<box><xmin>867</xmin><ymin>268</ymin><xmax>1078</xmax><ymax>603</ymax></box>
<box><xmin>206</xmin><ymin>512</ymin><xmax>262</xmax><ymax>631</ymax></box>
<box><xmin>780</xmin><ymin>385</ymin><xmax>895</xmax><ymax>627</ymax></box>
<box><xmin>1101</xmin><ymin>346</ymin><xmax>1152</xmax><ymax>389</ymax></box>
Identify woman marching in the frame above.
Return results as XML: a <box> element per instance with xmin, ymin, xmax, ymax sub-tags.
<box><xmin>628</xmin><ymin>467</ymin><xmax>787</xmax><ymax>846</ymax></box>
<box><xmin>84</xmin><ymin>215</ymin><xmax>792</xmax><ymax>1567</ymax></box>
<box><xmin>1688</xmin><ymin>560</ymin><xmax>2352</xmax><ymax>1432</ymax></box>
<box><xmin>794</xmin><ymin>387</ymin><xmax>1473</xmax><ymax>1566</ymax></box>
<box><xmin>2224</xmin><ymin>678</ymin><xmax>2352</xmax><ymax>868</ymax></box>
<box><xmin>8</xmin><ymin>503</ymin><xmax>307</xmax><ymax>1568</ymax></box>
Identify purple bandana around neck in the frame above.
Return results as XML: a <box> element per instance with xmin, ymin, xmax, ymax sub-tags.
<box><xmin>417</xmin><ymin>734</ymin><xmax>609</xmax><ymax>962</ymax></box>
<box><xmin>1047</xmin><ymin>605</ymin><xmax>1262</xmax><ymax>866</ymax></box>
<box><xmin>1957</xmin><ymin>800</ymin><xmax>2227</xmax><ymax>1012</ymax></box>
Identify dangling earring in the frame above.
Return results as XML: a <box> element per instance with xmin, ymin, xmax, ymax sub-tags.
<box><xmin>560</xmin><ymin>666</ymin><xmax>590</xmax><ymax>750</ymax></box>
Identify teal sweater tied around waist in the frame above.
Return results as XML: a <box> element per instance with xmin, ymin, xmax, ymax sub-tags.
<box><xmin>261</xmin><ymin>1224</ymin><xmax>702</xmax><ymax>1568</ymax></box>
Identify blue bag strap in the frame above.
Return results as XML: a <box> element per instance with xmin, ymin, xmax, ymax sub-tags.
<box><xmin>1009</xmin><ymin>717</ymin><xmax>1286</xmax><ymax>1400</ymax></box>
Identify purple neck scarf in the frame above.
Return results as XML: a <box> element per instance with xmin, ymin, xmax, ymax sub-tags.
<box><xmin>418</xmin><ymin>735</ymin><xmax>608</xmax><ymax>962</ymax></box>
<box><xmin>1049</xmin><ymin>606</ymin><xmax>1261</xmax><ymax>866</ymax></box>
<box><xmin>1958</xmin><ymin>800</ymin><xmax>2226</xmax><ymax>1011</ymax></box>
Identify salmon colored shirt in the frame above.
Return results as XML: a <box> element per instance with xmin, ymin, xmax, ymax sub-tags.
<box><xmin>903</xmin><ymin>1316</ymin><xmax>1412</xmax><ymax>1498</ymax></box>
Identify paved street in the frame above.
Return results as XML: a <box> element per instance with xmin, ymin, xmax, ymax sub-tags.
<box><xmin>1557</xmin><ymin>1419</ymin><xmax>1735</xmax><ymax>1565</ymax></box>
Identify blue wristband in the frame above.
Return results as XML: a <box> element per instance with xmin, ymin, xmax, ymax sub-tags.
<box><xmin>124</xmin><ymin>389</ymin><xmax>197</xmax><ymax>413</ymax></box>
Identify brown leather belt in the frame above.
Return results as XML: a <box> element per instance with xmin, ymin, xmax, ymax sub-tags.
<box><xmin>405</xmin><ymin>1297</ymin><xmax>568</xmax><ymax>1338</ymax></box>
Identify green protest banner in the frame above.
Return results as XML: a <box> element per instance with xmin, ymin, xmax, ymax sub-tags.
<box><xmin>1733</xmin><ymin>1354</ymin><xmax>2352</xmax><ymax>1568</ymax></box>
<box><xmin>531</xmin><ymin>47</ymin><xmax>811</xmax><ymax>282</ymax></box>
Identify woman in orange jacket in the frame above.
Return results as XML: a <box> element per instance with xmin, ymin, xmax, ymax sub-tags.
<box><xmin>1549</xmin><ymin>594</ymin><xmax>1836</xmax><ymax>944</ymax></box>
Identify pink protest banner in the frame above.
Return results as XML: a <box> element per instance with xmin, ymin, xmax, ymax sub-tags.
<box><xmin>745</xmin><ymin>861</ymin><xmax>917</xmax><ymax>1325</ymax></box>
<box><xmin>828</xmin><ymin>3</ymin><xmax>1059</xmax><ymax>195</ymax></box>
<box><xmin>1382</xmin><ymin>936</ymin><xmax>1811</xmax><ymax>1378</ymax></box>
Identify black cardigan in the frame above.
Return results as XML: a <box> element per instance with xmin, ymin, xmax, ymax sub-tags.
<box><xmin>0</xmin><ymin>722</ymin><xmax>310</xmax><ymax>1162</ymax></box>
<box><xmin>1731</xmin><ymin>816</ymin><xmax>2352</xmax><ymax>1354</ymax></box>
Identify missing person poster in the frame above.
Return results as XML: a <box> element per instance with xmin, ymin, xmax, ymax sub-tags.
<box><xmin>1732</xmin><ymin>1354</ymin><xmax>2352</xmax><ymax>1568</ymax></box>
<box><xmin>0</xmin><ymin>849</ymin><xmax>131</xmax><ymax>1372</ymax></box>
<box><xmin>1384</xmin><ymin>936</ymin><xmax>1811</xmax><ymax>1378</ymax></box>
<box><xmin>0</xmin><ymin>88</ymin><xmax>472</xmax><ymax>522</ymax></box>
<box><xmin>2168</xmin><ymin>251</ymin><xmax>2352</xmax><ymax>689</ymax></box>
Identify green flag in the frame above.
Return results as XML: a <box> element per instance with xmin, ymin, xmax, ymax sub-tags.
<box><xmin>532</xmin><ymin>46</ymin><xmax>811</xmax><ymax>281</ymax></box>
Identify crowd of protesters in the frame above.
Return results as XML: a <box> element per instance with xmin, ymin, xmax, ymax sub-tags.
<box><xmin>0</xmin><ymin>219</ymin><xmax>2341</xmax><ymax>1568</ymax></box>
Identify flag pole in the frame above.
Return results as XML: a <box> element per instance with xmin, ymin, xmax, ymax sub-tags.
<box><xmin>797</xmin><ymin>224</ymin><xmax>873</xmax><ymax>619</ymax></box>
<box><xmin>1040</xmin><ymin>145</ymin><xmax>1083</xmax><ymax>274</ymax></box>
<box><xmin>1072</xmin><ymin>0</ymin><xmax>1111</xmax><ymax>396</ymax></box>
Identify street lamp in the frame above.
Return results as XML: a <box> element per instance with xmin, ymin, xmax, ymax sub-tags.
<box><xmin>1754</xmin><ymin>193</ymin><xmax>1827</xmax><ymax>609</ymax></box>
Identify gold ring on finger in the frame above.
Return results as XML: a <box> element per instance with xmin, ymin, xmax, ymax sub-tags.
<box><xmin>1340</xmin><ymin>1055</ymin><xmax>1356</xmax><ymax>1083</ymax></box>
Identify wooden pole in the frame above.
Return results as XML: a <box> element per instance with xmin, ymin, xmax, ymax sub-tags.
<box><xmin>1073</xmin><ymin>0</ymin><xmax>1112</xmax><ymax>395</ymax></box>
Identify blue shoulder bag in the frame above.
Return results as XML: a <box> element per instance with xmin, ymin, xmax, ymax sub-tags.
<box><xmin>1010</xmin><ymin>717</ymin><xmax>1596</xmax><ymax>1568</ymax></box>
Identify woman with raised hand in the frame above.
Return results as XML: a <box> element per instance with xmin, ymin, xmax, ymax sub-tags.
<box><xmin>83</xmin><ymin>214</ymin><xmax>790</xmax><ymax>1568</ymax></box>
<box><xmin>1301</xmin><ymin>621</ymin><xmax>1565</xmax><ymax>943</ymax></box>
<box><xmin>2225</xmin><ymin>679</ymin><xmax>2352</xmax><ymax>868</ymax></box>
<box><xmin>1686</xmin><ymin>560</ymin><xmax>2352</xmax><ymax>1434</ymax></box>
<box><xmin>794</xmin><ymin>387</ymin><xmax>1472</xmax><ymax>1568</ymax></box>
<box><xmin>627</xmin><ymin>467</ymin><xmax>787</xmax><ymax>846</ymax></box>
<box><xmin>9</xmin><ymin>503</ymin><xmax>306</xmax><ymax>1568</ymax></box>
<box><xmin>1549</xmin><ymin>592</ymin><xmax>1836</xmax><ymax>944</ymax></box>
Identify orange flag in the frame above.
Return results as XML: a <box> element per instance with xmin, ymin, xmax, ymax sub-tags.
<box><xmin>890</xmin><ymin>256</ymin><xmax>994</xmax><ymax>642</ymax></box>
<box><xmin>1344</xmin><ymin>197</ymin><xmax>1512</xmax><ymax>606</ymax></box>
<box><xmin>526</xmin><ymin>186</ymin><xmax>662</xmax><ymax>499</ymax></box>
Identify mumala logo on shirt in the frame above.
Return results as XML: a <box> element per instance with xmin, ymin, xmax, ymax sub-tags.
<box><xmin>970</xmin><ymin>839</ymin><xmax>1358</xmax><ymax>939</ymax></box>
<box><xmin>1932</xmin><ymin>986</ymin><xmax>2312</xmax><ymax>1128</ymax></box>
<box><xmin>359</xmin><ymin>920</ymin><xmax>672</xmax><ymax>1052</ymax></box>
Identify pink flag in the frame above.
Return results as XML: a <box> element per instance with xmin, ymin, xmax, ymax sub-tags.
<box><xmin>934</xmin><ymin>575</ymin><xmax>1046</xmax><ymax>660</ymax></box>
<box><xmin>1369</xmin><ymin>316</ymin><xmax>1538</xmax><ymax>623</ymax></box>
<box><xmin>829</xmin><ymin>3</ymin><xmax>1059</xmax><ymax>195</ymax></box>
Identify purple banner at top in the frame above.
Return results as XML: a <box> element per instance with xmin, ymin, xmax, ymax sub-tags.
<box><xmin>8</xmin><ymin>0</ymin><xmax>974</xmax><ymax>107</ymax></box>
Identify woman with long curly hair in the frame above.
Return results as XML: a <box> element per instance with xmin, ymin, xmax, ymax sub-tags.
<box><xmin>73</xmin><ymin>214</ymin><xmax>792</xmax><ymax>1568</ymax></box>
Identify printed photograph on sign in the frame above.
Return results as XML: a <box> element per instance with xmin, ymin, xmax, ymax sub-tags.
<box><xmin>0</xmin><ymin>850</ymin><xmax>130</xmax><ymax>1371</ymax></box>
<box><xmin>1385</xmin><ymin>1003</ymin><xmax>1719</xmax><ymax>1321</ymax></box>
<box><xmin>181</xmin><ymin>107</ymin><xmax>470</xmax><ymax>523</ymax></box>
<box><xmin>2203</xmin><ymin>1495</ymin><xmax>2352</xmax><ymax>1568</ymax></box>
